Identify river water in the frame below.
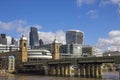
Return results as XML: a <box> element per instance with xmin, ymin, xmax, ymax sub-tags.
<box><xmin>0</xmin><ymin>71</ymin><xmax>119</xmax><ymax>80</ymax></box>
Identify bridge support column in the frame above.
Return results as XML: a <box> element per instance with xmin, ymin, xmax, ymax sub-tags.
<box><xmin>53</xmin><ymin>67</ymin><xmax>56</xmax><ymax>75</ymax></box>
<box><xmin>48</xmin><ymin>66</ymin><xmax>51</xmax><ymax>75</ymax></box>
<box><xmin>65</xmin><ymin>66</ymin><xmax>69</xmax><ymax>76</ymax></box>
<box><xmin>60</xmin><ymin>66</ymin><xmax>62</xmax><ymax>76</ymax></box>
<box><xmin>62</xmin><ymin>66</ymin><xmax>64</xmax><ymax>76</ymax></box>
<box><xmin>44</xmin><ymin>66</ymin><xmax>49</xmax><ymax>75</ymax></box>
<box><xmin>51</xmin><ymin>66</ymin><xmax>56</xmax><ymax>76</ymax></box>
<box><xmin>98</xmin><ymin>64</ymin><xmax>102</xmax><ymax>78</ymax></box>
<box><xmin>57</xmin><ymin>66</ymin><xmax>60</xmax><ymax>76</ymax></box>
<box><xmin>95</xmin><ymin>64</ymin><xmax>99</xmax><ymax>78</ymax></box>
<box><xmin>86</xmin><ymin>64</ymin><xmax>90</xmax><ymax>77</ymax></box>
<box><xmin>78</xmin><ymin>68</ymin><xmax>80</xmax><ymax>77</ymax></box>
<box><xmin>74</xmin><ymin>65</ymin><xmax>79</xmax><ymax>77</ymax></box>
<box><xmin>80</xmin><ymin>64</ymin><xmax>85</xmax><ymax>77</ymax></box>
<box><xmin>90</xmin><ymin>64</ymin><xmax>95</xmax><ymax>78</ymax></box>
<box><xmin>55</xmin><ymin>67</ymin><xmax>57</xmax><ymax>76</ymax></box>
<box><xmin>51</xmin><ymin>67</ymin><xmax>54</xmax><ymax>75</ymax></box>
<box><xmin>68</xmin><ymin>65</ymin><xmax>73</xmax><ymax>76</ymax></box>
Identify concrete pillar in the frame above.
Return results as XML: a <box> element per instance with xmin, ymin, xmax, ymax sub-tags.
<box><xmin>48</xmin><ymin>66</ymin><xmax>51</xmax><ymax>75</ymax></box>
<box><xmin>68</xmin><ymin>65</ymin><xmax>71</xmax><ymax>76</ymax></box>
<box><xmin>80</xmin><ymin>64</ymin><xmax>85</xmax><ymax>77</ymax></box>
<box><xmin>95</xmin><ymin>64</ymin><xmax>99</xmax><ymax>78</ymax></box>
<box><xmin>86</xmin><ymin>64</ymin><xmax>90</xmax><ymax>77</ymax></box>
<box><xmin>44</xmin><ymin>66</ymin><xmax>49</xmax><ymax>75</ymax></box>
<box><xmin>51</xmin><ymin>67</ymin><xmax>55</xmax><ymax>75</ymax></box>
<box><xmin>65</xmin><ymin>66</ymin><xmax>69</xmax><ymax>76</ymax></box>
<box><xmin>60</xmin><ymin>66</ymin><xmax>62</xmax><ymax>76</ymax></box>
<box><xmin>61</xmin><ymin>66</ymin><xmax>65</xmax><ymax>76</ymax></box>
<box><xmin>91</xmin><ymin>64</ymin><xmax>95</xmax><ymax>78</ymax></box>
<box><xmin>57</xmin><ymin>66</ymin><xmax>60</xmax><ymax>76</ymax></box>
<box><xmin>51</xmin><ymin>66</ymin><xmax>56</xmax><ymax>76</ymax></box>
<box><xmin>68</xmin><ymin>65</ymin><xmax>73</xmax><ymax>76</ymax></box>
<box><xmin>78</xmin><ymin>69</ymin><xmax>80</xmax><ymax>77</ymax></box>
<box><xmin>55</xmin><ymin>67</ymin><xmax>57</xmax><ymax>76</ymax></box>
<box><xmin>98</xmin><ymin>64</ymin><xmax>102</xmax><ymax>78</ymax></box>
<box><xmin>74</xmin><ymin>67</ymin><xmax>78</xmax><ymax>76</ymax></box>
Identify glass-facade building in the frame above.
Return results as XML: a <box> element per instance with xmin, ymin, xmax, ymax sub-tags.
<box><xmin>66</xmin><ymin>30</ymin><xmax>83</xmax><ymax>45</ymax></box>
<box><xmin>60</xmin><ymin>44</ymin><xmax>82</xmax><ymax>58</ymax></box>
<box><xmin>29</xmin><ymin>27</ymin><xmax>39</xmax><ymax>48</ymax></box>
<box><xmin>0</xmin><ymin>34</ymin><xmax>7</xmax><ymax>45</ymax></box>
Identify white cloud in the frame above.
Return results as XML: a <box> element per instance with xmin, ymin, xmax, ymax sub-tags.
<box><xmin>109</xmin><ymin>30</ymin><xmax>120</xmax><ymax>37</ymax></box>
<box><xmin>76</xmin><ymin>0</ymin><xmax>95</xmax><ymax>7</ymax></box>
<box><xmin>97</xmin><ymin>30</ymin><xmax>120</xmax><ymax>51</ymax></box>
<box><xmin>100</xmin><ymin>0</ymin><xmax>120</xmax><ymax>14</ymax></box>
<box><xmin>0</xmin><ymin>20</ymin><xmax>42</xmax><ymax>37</ymax></box>
<box><xmin>38</xmin><ymin>30</ymin><xmax>66</xmax><ymax>44</ymax></box>
<box><xmin>0</xmin><ymin>20</ymin><xmax>27</xmax><ymax>31</ymax></box>
<box><xmin>0</xmin><ymin>20</ymin><xmax>65</xmax><ymax>45</ymax></box>
<box><xmin>86</xmin><ymin>10</ymin><xmax>98</xmax><ymax>18</ymax></box>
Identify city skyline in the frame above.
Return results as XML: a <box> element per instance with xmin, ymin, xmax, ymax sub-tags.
<box><xmin>0</xmin><ymin>0</ymin><xmax>120</xmax><ymax>51</ymax></box>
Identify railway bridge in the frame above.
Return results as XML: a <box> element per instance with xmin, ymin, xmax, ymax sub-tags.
<box><xmin>20</xmin><ymin>56</ymin><xmax>120</xmax><ymax>78</ymax></box>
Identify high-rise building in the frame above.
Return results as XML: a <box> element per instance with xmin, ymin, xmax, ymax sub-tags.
<box><xmin>29</xmin><ymin>27</ymin><xmax>39</xmax><ymax>48</ymax></box>
<box><xmin>39</xmin><ymin>39</ymin><xmax>44</xmax><ymax>47</ymax></box>
<box><xmin>0</xmin><ymin>34</ymin><xmax>7</xmax><ymax>45</ymax></box>
<box><xmin>66</xmin><ymin>30</ymin><xmax>83</xmax><ymax>44</ymax></box>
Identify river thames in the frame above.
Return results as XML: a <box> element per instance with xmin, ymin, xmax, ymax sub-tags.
<box><xmin>0</xmin><ymin>71</ymin><xmax>120</xmax><ymax>80</ymax></box>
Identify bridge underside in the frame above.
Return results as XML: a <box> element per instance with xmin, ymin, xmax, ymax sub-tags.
<box><xmin>17</xmin><ymin>56</ymin><xmax>120</xmax><ymax>77</ymax></box>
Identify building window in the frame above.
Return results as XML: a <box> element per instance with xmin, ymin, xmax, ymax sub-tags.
<box><xmin>24</xmin><ymin>43</ymin><xmax>26</xmax><ymax>47</ymax></box>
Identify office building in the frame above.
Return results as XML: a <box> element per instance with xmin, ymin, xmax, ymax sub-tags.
<box><xmin>29</xmin><ymin>27</ymin><xmax>39</xmax><ymax>48</ymax></box>
<box><xmin>103</xmin><ymin>51</ymin><xmax>120</xmax><ymax>56</ymax></box>
<box><xmin>66</xmin><ymin>30</ymin><xmax>83</xmax><ymax>44</ymax></box>
<box><xmin>82</xmin><ymin>45</ymin><xmax>103</xmax><ymax>57</ymax></box>
<box><xmin>39</xmin><ymin>39</ymin><xmax>44</xmax><ymax>47</ymax></box>
<box><xmin>0</xmin><ymin>34</ymin><xmax>7</xmax><ymax>45</ymax></box>
<box><xmin>60</xmin><ymin>44</ymin><xmax>82</xmax><ymax>58</ymax></box>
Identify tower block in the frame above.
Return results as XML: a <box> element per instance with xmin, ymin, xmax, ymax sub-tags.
<box><xmin>52</xmin><ymin>39</ymin><xmax>60</xmax><ymax>60</ymax></box>
<box><xmin>19</xmin><ymin>35</ymin><xmax>28</xmax><ymax>62</ymax></box>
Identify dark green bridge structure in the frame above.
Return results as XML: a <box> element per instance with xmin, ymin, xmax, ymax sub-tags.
<box><xmin>20</xmin><ymin>56</ymin><xmax>120</xmax><ymax>78</ymax></box>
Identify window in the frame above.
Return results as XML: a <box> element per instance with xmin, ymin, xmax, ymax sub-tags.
<box><xmin>24</xmin><ymin>43</ymin><xmax>26</xmax><ymax>47</ymax></box>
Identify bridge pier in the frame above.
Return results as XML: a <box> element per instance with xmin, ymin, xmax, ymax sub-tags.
<box><xmin>61</xmin><ymin>66</ymin><xmax>65</xmax><ymax>76</ymax></box>
<box><xmin>57</xmin><ymin>66</ymin><xmax>60</xmax><ymax>76</ymax></box>
<box><xmin>91</xmin><ymin>64</ymin><xmax>95</xmax><ymax>78</ymax></box>
<box><xmin>66</xmin><ymin>65</ymin><xmax>73</xmax><ymax>77</ymax></box>
<box><xmin>47</xmin><ymin>60</ymin><xmax>104</xmax><ymax>78</ymax></box>
<box><xmin>94</xmin><ymin>64</ymin><xmax>102</xmax><ymax>78</ymax></box>
<box><xmin>65</xmin><ymin>66</ymin><xmax>69</xmax><ymax>76</ymax></box>
<box><xmin>86</xmin><ymin>64</ymin><xmax>91</xmax><ymax>77</ymax></box>
<box><xmin>80</xmin><ymin>64</ymin><xmax>86</xmax><ymax>77</ymax></box>
<box><xmin>78</xmin><ymin>63</ymin><xmax>102</xmax><ymax>78</ymax></box>
<box><xmin>78</xmin><ymin>68</ymin><xmax>80</xmax><ymax>77</ymax></box>
<box><xmin>98</xmin><ymin>64</ymin><xmax>102</xmax><ymax>78</ymax></box>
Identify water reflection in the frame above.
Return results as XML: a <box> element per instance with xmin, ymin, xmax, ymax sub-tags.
<box><xmin>0</xmin><ymin>71</ymin><xmax>119</xmax><ymax>80</ymax></box>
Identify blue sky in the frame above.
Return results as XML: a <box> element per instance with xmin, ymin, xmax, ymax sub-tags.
<box><xmin>0</xmin><ymin>0</ymin><xmax>120</xmax><ymax>51</ymax></box>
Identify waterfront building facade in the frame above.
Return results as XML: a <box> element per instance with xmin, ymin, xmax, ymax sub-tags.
<box><xmin>103</xmin><ymin>51</ymin><xmax>120</xmax><ymax>56</ymax></box>
<box><xmin>28</xmin><ymin>49</ymin><xmax>52</xmax><ymax>62</ymax></box>
<box><xmin>82</xmin><ymin>45</ymin><xmax>103</xmax><ymax>57</ymax></box>
<box><xmin>29</xmin><ymin>27</ymin><xmax>39</xmax><ymax>48</ymax></box>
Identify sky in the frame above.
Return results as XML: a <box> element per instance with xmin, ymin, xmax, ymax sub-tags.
<box><xmin>0</xmin><ymin>0</ymin><xmax>120</xmax><ymax>51</ymax></box>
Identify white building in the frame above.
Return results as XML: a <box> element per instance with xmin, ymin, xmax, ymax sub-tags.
<box><xmin>28</xmin><ymin>49</ymin><xmax>52</xmax><ymax>62</ymax></box>
<box><xmin>82</xmin><ymin>45</ymin><xmax>103</xmax><ymax>57</ymax></box>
